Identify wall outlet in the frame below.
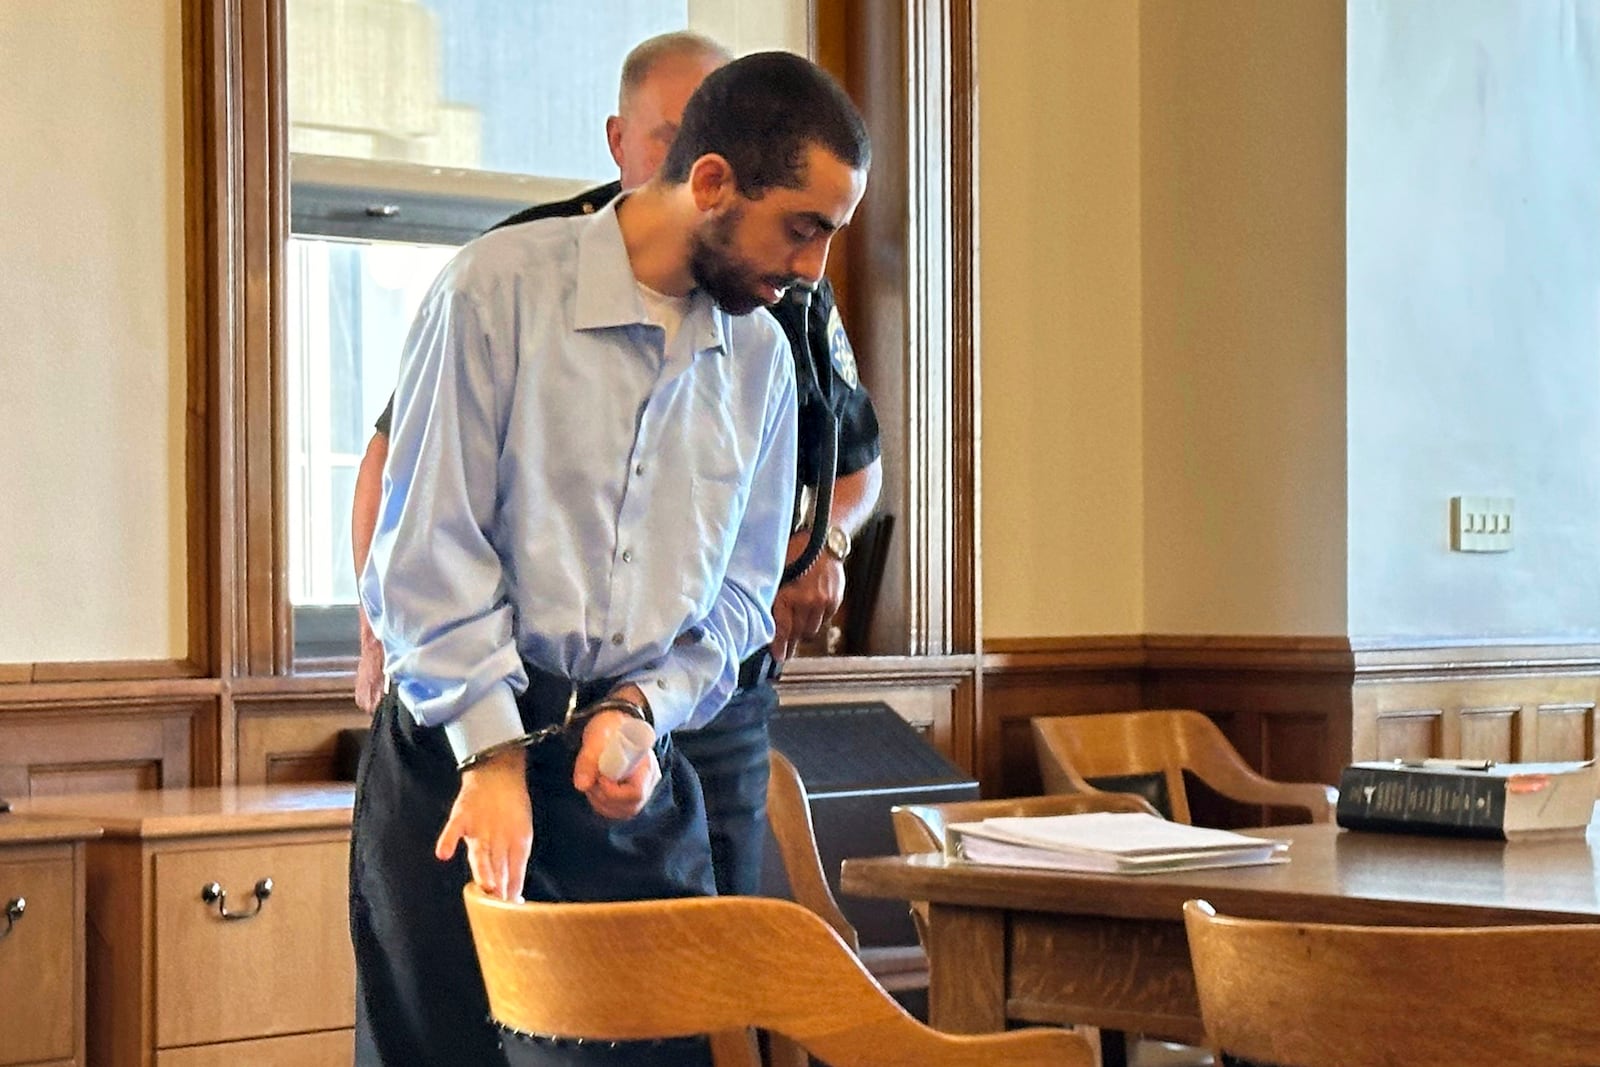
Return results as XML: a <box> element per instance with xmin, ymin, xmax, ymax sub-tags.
<box><xmin>1450</xmin><ymin>495</ymin><xmax>1513</xmax><ymax>552</ymax></box>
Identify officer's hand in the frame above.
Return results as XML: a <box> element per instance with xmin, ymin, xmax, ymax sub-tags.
<box><xmin>436</xmin><ymin>748</ymin><xmax>533</xmax><ymax>902</ymax></box>
<box><xmin>353</xmin><ymin>638</ymin><xmax>385</xmax><ymax>715</ymax></box>
<box><xmin>573</xmin><ymin>709</ymin><xmax>661</xmax><ymax>820</ymax></box>
<box><xmin>770</xmin><ymin>545</ymin><xmax>846</xmax><ymax>663</ymax></box>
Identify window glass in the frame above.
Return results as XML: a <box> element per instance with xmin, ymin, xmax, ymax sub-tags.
<box><xmin>283</xmin><ymin>0</ymin><xmax>807</xmax><ymax>658</ymax></box>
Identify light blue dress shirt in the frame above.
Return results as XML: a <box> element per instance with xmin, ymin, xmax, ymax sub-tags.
<box><xmin>361</xmin><ymin>201</ymin><xmax>798</xmax><ymax>761</ymax></box>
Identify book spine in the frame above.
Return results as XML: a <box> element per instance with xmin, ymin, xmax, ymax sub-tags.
<box><xmin>1335</xmin><ymin>765</ymin><xmax>1508</xmax><ymax>839</ymax></box>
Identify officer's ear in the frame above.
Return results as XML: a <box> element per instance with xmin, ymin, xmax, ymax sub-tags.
<box><xmin>605</xmin><ymin>115</ymin><xmax>626</xmax><ymax>171</ymax></box>
<box><xmin>688</xmin><ymin>154</ymin><xmax>738</xmax><ymax>212</ymax></box>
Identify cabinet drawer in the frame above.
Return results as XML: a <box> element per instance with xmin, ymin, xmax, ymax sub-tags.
<box><xmin>154</xmin><ymin>840</ymin><xmax>354</xmax><ymax>1047</ymax></box>
<box><xmin>0</xmin><ymin>856</ymin><xmax>76</xmax><ymax>1066</ymax></box>
<box><xmin>155</xmin><ymin>1028</ymin><xmax>352</xmax><ymax>1066</ymax></box>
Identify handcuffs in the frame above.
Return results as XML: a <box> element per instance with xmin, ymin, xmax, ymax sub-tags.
<box><xmin>455</xmin><ymin>690</ymin><xmax>653</xmax><ymax>773</ymax></box>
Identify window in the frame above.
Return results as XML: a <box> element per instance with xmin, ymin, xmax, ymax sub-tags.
<box><xmin>284</xmin><ymin>0</ymin><xmax>805</xmax><ymax>660</ymax></box>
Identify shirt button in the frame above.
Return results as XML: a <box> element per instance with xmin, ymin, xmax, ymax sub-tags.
<box><xmin>635</xmin><ymin>463</ymin><xmax>645</xmax><ymax>476</ymax></box>
<box><xmin>621</xmin><ymin>549</ymin><xmax>634</xmax><ymax>563</ymax></box>
<box><xmin>656</xmin><ymin>679</ymin><xmax>667</xmax><ymax>690</ymax></box>
<box><xmin>611</xmin><ymin>632</ymin><xmax>624</xmax><ymax>646</ymax></box>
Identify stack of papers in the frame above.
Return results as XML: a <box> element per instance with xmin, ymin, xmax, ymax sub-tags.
<box><xmin>946</xmin><ymin>811</ymin><xmax>1289</xmax><ymax>874</ymax></box>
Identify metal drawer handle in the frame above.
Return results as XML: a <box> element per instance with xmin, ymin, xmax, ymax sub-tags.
<box><xmin>200</xmin><ymin>877</ymin><xmax>273</xmax><ymax>921</ymax></box>
<box><xmin>0</xmin><ymin>897</ymin><xmax>23</xmax><ymax>940</ymax></box>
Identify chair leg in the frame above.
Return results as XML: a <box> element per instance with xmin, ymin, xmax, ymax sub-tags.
<box><xmin>763</xmin><ymin>1031</ymin><xmax>811</xmax><ymax>1067</ymax></box>
<box><xmin>708</xmin><ymin>1028</ymin><xmax>762</xmax><ymax>1067</ymax></box>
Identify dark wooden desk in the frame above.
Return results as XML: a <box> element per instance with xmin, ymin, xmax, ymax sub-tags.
<box><xmin>841</xmin><ymin>822</ymin><xmax>1600</xmax><ymax>1047</ymax></box>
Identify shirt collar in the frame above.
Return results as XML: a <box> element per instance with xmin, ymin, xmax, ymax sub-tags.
<box><xmin>574</xmin><ymin>197</ymin><xmax>727</xmax><ymax>357</ymax></box>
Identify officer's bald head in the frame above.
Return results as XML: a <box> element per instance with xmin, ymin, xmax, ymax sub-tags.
<box><xmin>608</xmin><ymin>32</ymin><xmax>732</xmax><ymax>190</ymax></box>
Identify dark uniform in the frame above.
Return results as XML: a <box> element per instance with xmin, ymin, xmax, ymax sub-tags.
<box><xmin>674</xmin><ymin>276</ymin><xmax>879</xmax><ymax>897</ymax></box>
<box><xmin>364</xmin><ymin>180</ymin><xmax>880</xmax><ymax>903</ymax></box>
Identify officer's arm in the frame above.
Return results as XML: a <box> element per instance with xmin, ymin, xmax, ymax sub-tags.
<box><xmin>829</xmin><ymin>457</ymin><xmax>883</xmax><ymax>537</ymax></box>
<box><xmin>351</xmin><ymin>430</ymin><xmax>389</xmax><ymax>713</ymax></box>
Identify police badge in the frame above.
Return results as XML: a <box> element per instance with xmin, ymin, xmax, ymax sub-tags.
<box><xmin>826</xmin><ymin>304</ymin><xmax>859</xmax><ymax>389</ymax></box>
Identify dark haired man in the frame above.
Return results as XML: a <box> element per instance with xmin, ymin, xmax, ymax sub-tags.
<box><xmin>351</xmin><ymin>50</ymin><xmax>871</xmax><ymax>1067</ymax></box>
<box><xmin>352</xmin><ymin>32</ymin><xmax>883</xmax><ymax>904</ymax></box>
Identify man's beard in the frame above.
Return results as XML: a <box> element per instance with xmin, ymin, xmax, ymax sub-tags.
<box><xmin>690</xmin><ymin>205</ymin><xmax>790</xmax><ymax>316</ymax></box>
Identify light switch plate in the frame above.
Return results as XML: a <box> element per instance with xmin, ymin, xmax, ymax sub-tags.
<box><xmin>1450</xmin><ymin>495</ymin><xmax>1513</xmax><ymax>552</ymax></box>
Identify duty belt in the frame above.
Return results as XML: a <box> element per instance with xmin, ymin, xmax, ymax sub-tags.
<box><xmin>736</xmin><ymin>648</ymin><xmax>778</xmax><ymax>691</ymax></box>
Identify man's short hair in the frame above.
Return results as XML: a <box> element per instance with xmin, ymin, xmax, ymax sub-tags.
<box><xmin>618</xmin><ymin>31</ymin><xmax>733</xmax><ymax>112</ymax></box>
<box><xmin>659</xmin><ymin>51</ymin><xmax>872</xmax><ymax>197</ymax></box>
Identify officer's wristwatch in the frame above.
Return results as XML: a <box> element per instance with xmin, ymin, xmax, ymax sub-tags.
<box><xmin>824</xmin><ymin>524</ymin><xmax>852</xmax><ymax>561</ymax></box>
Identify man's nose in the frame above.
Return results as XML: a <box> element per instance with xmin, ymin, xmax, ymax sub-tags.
<box><xmin>792</xmin><ymin>240</ymin><xmax>830</xmax><ymax>286</ymax></box>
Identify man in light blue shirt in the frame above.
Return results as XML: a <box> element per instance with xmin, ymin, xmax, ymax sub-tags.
<box><xmin>350</xmin><ymin>51</ymin><xmax>871</xmax><ymax>1067</ymax></box>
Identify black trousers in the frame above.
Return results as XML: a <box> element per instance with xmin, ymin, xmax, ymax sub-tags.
<box><xmin>349</xmin><ymin>669</ymin><xmax>715</xmax><ymax>1067</ymax></box>
<box><xmin>673</xmin><ymin>681</ymin><xmax>779</xmax><ymax>896</ymax></box>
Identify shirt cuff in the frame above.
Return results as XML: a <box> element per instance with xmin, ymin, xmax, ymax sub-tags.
<box><xmin>440</xmin><ymin>682</ymin><xmax>525</xmax><ymax>764</ymax></box>
<box><xmin>631</xmin><ymin>664</ymin><xmax>697</xmax><ymax>735</ymax></box>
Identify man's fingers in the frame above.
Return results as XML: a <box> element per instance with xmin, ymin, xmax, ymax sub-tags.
<box><xmin>434</xmin><ymin>814</ymin><xmax>463</xmax><ymax>863</ymax></box>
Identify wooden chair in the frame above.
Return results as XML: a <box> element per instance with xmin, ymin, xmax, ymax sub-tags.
<box><xmin>1031</xmin><ymin>710</ymin><xmax>1336</xmax><ymax>825</ymax></box>
<box><xmin>463</xmin><ymin>886</ymin><xmax>1095</xmax><ymax>1067</ymax></box>
<box><xmin>1182</xmin><ymin>898</ymin><xmax>1600</xmax><ymax>1067</ymax></box>
<box><xmin>766</xmin><ymin>747</ymin><xmax>930</xmax><ymax>990</ymax></box>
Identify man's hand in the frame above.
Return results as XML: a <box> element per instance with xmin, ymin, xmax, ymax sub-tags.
<box><xmin>435</xmin><ymin>748</ymin><xmax>533</xmax><ymax>902</ymax></box>
<box><xmin>572</xmin><ymin>703</ymin><xmax>660</xmax><ymax>821</ymax></box>
<box><xmin>770</xmin><ymin>530</ymin><xmax>846</xmax><ymax>663</ymax></box>
<box><xmin>354</xmin><ymin>636</ymin><xmax>385</xmax><ymax>714</ymax></box>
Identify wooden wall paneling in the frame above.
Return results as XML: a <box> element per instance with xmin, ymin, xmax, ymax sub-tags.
<box><xmin>1141</xmin><ymin>636</ymin><xmax>1356</xmax><ymax>789</ymax></box>
<box><xmin>979</xmin><ymin>638</ymin><xmax>1145</xmax><ymax>798</ymax></box>
<box><xmin>1532</xmin><ymin>702</ymin><xmax>1596</xmax><ymax>762</ymax></box>
<box><xmin>233</xmin><ymin>688</ymin><xmax>368</xmax><ymax>785</ymax></box>
<box><xmin>1352</xmin><ymin>643</ymin><xmax>1600</xmax><ymax>764</ymax></box>
<box><xmin>0</xmin><ymin>689</ymin><xmax>218</xmax><ymax>798</ymax></box>
<box><xmin>1458</xmin><ymin>704</ymin><xmax>1521</xmax><ymax>763</ymax></box>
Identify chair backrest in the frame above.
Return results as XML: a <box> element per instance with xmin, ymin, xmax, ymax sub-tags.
<box><xmin>1182</xmin><ymin>899</ymin><xmax>1600</xmax><ymax>1067</ymax></box>
<box><xmin>765</xmin><ymin>747</ymin><xmax>859</xmax><ymax>952</ymax></box>
<box><xmin>1031</xmin><ymin>710</ymin><xmax>1336</xmax><ymax>825</ymax></box>
<box><xmin>464</xmin><ymin>887</ymin><xmax>1094</xmax><ymax>1067</ymax></box>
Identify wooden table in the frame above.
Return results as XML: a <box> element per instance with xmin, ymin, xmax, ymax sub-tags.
<box><xmin>841</xmin><ymin>822</ymin><xmax>1600</xmax><ymax>1051</ymax></box>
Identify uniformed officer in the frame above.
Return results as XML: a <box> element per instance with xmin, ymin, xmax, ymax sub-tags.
<box><xmin>350</xmin><ymin>31</ymin><xmax>883</xmax><ymax>901</ymax></box>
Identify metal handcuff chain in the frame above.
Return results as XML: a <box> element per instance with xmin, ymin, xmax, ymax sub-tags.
<box><xmin>455</xmin><ymin>691</ymin><xmax>650</xmax><ymax>773</ymax></box>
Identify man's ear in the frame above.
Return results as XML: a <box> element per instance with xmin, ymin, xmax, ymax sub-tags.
<box><xmin>605</xmin><ymin>116</ymin><xmax>627</xmax><ymax>170</ymax></box>
<box><xmin>687</xmin><ymin>154</ymin><xmax>736</xmax><ymax>212</ymax></box>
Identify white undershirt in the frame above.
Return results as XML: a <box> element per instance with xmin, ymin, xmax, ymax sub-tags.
<box><xmin>637</xmin><ymin>281</ymin><xmax>693</xmax><ymax>354</ymax></box>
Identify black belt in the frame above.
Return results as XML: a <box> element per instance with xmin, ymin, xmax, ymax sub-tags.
<box><xmin>736</xmin><ymin>648</ymin><xmax>778</xmax><ymax>691</ymax></box>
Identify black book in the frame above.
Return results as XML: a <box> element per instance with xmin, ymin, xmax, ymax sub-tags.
<box><xmin>1336</xmin><ymin>760</ymin><xmax>1596</xmax><ymax>841</ymax></box>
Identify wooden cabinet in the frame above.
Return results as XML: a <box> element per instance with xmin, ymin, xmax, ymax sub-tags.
<box><xmin>0</xmin><ymin>815</ymin><xmax>99</xmax><ymax>1067</ymax></box>
<box><xmin>18</xmin><ymin>786</ymin><xmax>355</xmax><ymax>1067</ymax></box>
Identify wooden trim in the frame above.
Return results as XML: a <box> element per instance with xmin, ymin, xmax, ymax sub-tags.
<box><xmin>1352</xmin><ymin>638</ymin><xmax>1600</xmax><ymax>678</ymax></box>
<box><xmin>982</xmin><ymin>636</ymin><xmax>1146</xmax><ymax>673</ymax></box>
<box><xmin>1142</xmin><ymin>634</ymin><xmax>1354</xmax><ymax>674</ymax></box>
<box><xmin>25</xmin><ymin>660</ymin><xmax>208</xmax><ymax>684</ymax></box>
<box><xmin>0</xmin><ymin>678</ymin><xmax>223</xmax><ymax>711</ymax></box>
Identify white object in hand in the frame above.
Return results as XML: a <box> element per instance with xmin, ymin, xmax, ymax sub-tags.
<box><xmin>598</xmin><ymin>717</ymin><xmax>657</xmax><ymax>781</ymax></box>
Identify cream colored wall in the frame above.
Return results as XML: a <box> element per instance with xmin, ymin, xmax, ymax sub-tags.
<box><xmin>0</xmin><ymin>0</ymin><xmax>188</xmax><ymax>662</ymax></box>
<box><xmin>978</xmin><ymin>0</ymin><xmax>1144</xmax><ymax>640</ymax></box>
<box><xmin>1140</xmin><ymin>0</ymin><xmax>1348</xmax><ymax>636</ymax></box>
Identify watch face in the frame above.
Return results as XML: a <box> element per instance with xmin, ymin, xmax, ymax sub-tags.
<box><xmin>825</xmin><ymin>525</ymin><xmax>851</xmax><ymax>560</ymax></box>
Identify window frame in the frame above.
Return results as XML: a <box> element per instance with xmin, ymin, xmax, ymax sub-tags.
<box><xmin>198</xmin><ymin>0</ymin><xmax>979</xmax><ymax>687</ymax></box>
